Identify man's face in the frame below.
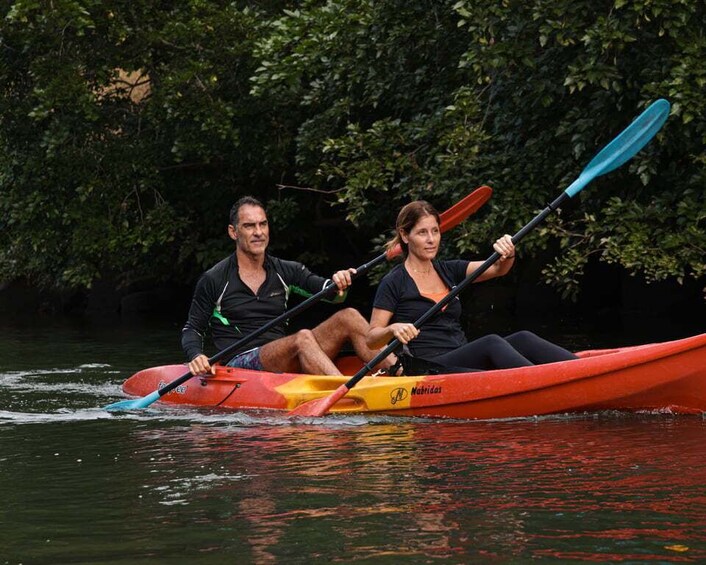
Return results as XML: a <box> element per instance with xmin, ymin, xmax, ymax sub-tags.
<box><xmin>229</xmin><ymin>204</ymin><xmax>269</xmax><ymax>258</ymax></box>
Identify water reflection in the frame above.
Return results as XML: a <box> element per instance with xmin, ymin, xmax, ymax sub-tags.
<box><xmin>1</xmin><ymin>320</ymin><xmax>705</xmax><ymax>563</ymax></box>
<box><xmin>123</xmin><ymin>415</ymin><xmax>706</xmax><ymax>563</ymax></box>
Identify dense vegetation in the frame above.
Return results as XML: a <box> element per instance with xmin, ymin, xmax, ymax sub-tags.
<box><xmin>1</xmin><ymin>0</ymin><xmax>704</xmax><ymax>301</ymax></box>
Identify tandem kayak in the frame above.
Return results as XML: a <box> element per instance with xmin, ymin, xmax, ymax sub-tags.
<box><xmin>121</xmin><ymin>333</ymin><xmax>706</xmax><ymax>419</ymax></box>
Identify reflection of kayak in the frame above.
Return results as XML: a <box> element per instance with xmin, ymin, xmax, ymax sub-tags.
<box><xmin>122</xmin><ymin>333</ymin><xmax>706</xmax><ymax>419</ymax></box>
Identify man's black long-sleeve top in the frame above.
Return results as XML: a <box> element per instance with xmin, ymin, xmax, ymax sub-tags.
<box><xmin>181</xmin><ymin>253</ymin><xmax>336</xmax><ymax>363</ymax></box>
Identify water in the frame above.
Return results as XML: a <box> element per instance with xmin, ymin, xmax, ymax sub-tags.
<box><xmin>1</xmin><ymin>320</ymin><xmax>705</xmax><ymax>563</ymax></box>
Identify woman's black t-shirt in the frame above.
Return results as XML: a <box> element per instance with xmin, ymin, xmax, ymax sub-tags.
<box><xmin>373</xmin><ymin>260</ymin><xmax>469</xmax><ymax>358</ymax></box>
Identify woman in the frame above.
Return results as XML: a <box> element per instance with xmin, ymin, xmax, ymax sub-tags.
<box><xmin>367</xmin><ymin>200</ymin><xmax>577</xmax><ymax>374</ymax></box>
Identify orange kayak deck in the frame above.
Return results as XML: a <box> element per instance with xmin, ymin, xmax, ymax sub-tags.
<box><xmin>122</xmin><ymin>333</ymin><xmax>706</xmax><ymax>419</ymax></box>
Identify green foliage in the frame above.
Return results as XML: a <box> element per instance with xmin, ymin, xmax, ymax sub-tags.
<box><xmin>0</xmin><ymin>0</ymin><xmax>289</xmax><ymax>289</ymax></box>
<box><xmin>0</xmin><ymin>0</ymin><xmax>704</xmax><ymax>301</ymax></box>
<box><xmin>251</xmin><ymin>0</ymin><xmax>705</xmax><ymax>296</ymax></box>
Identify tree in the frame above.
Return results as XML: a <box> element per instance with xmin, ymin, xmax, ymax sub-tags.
<box><xmin>252</xmin><ymin>0</ymin><xmax>705</xmax><ymax>296</ymax></box>
<box><xmin>1</xmin><ymin>0</ymin><xmax>704</xmax><ymax>303</ymax></box>
<box><xmin>0</xmin><ymin>1</ymin><xmax>293</xmax><ymax>290</ymax></box>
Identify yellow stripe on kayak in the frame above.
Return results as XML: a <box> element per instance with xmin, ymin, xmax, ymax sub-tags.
<box><xmin>275</xmin><ymin>375</ymin><xmax>429</xmax><ymax>412</ymax></box>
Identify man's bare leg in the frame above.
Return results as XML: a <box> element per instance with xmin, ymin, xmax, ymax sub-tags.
<box><xmin>259</xmin><ymin>330</ymin><xmax>342</xmax><ymax>375</ymax></box>
<box><xmin>311</xmin><ymin>308</ymin><xmax>395</xmax><ymax>371</ymax></box>
<box><xmin>259</xmin><ymin>309</ymin><xmax>394</xmax><ymax>375</ymax></box>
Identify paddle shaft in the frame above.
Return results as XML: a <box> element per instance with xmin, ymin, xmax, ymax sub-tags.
<box><xmin>286</xmin><ymin>99</ymin><xmax>670</xmax><ymax>417</ymax></box>
<box><xmin>341</xmin><ymin>191</ymin><xmax>570</xmax><ymax>391</ymax></box>
<box><xmin>335</xmin><ymin>100</ymin><xmax>672</xmax><ymax>392</ymax></box>
<box><xmin>154</xmin><ymin>252</ymin><xmax>389</xmax><ymax>399</ymax></box>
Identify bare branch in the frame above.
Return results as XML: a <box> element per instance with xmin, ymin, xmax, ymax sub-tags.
<box><xmin>276</xmin><ymin>184</ymin><xmax>345</xmax><ymax>194</ymax></box>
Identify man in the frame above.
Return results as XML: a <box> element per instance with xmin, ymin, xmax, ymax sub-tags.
<box><xmin>182</xmin><ymin>195</ymin><xmax>392</xmax><ymax>376</ymax></box>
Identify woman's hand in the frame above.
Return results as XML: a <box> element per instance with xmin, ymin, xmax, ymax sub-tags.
<box><xmin>468</xmin><ymin>234</ymin><xmax>516</xmax><ymax>281</ymax></box>
<box><xmin>388</xmin><ymin>322</ymin><xmax>420</xmax><ymax>344</ymax></box>
<box><xmin>493</xmin><ymin>234</ymin><xmax>516</xmax><ymax>260</ymax></box>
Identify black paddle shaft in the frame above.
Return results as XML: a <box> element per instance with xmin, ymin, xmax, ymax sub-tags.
<box><xmin>346</xmin><ymin>192</ymin><xmax>571</xmax><ymax>390</ymax></box>
<box><xmin>155</xmin><ymin>252</ymin><xmax>390</xmax><ymax>398</ymax></box>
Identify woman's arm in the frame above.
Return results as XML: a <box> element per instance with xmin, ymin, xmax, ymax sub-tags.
<box><xmin>367</xmin><ymin>308</ymin><xmax>420</xmax><ymax>349</ymax></box>
<box><xmin>468</xmin><ymin>234</ymin><xmax>516</xmax><ymax>282</ymax></box>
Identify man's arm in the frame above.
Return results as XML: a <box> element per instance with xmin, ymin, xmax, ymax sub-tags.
<box><xmin>181</xmin><ymin>274</ymin><xmax>218</xmax><ymax>369</ymax></box>
<box><xmin>277</xmin><ymin>258</ymin><xmax>350</xmax><ymax>303</ymax></box>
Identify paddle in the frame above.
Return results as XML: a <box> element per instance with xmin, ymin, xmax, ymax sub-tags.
<box><xmin>104</xmin><ymin>185</ymin><xmax>493</xmax><ymax>410</ymax></box>
<box><xmin>290</xmin><ymin>98</ymin><xmax>671</xmax><ymax>418</ymax></box>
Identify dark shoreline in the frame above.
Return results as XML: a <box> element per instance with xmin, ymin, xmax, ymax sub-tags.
<box><xmin>2</xmin><ymin>266</ymin><xmax>703</xmax><ymax>352</ymax></box>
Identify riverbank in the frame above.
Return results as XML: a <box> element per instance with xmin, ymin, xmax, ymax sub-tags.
<box><xmin>2</xmin><ymin>263</ymin><xmax>703</xmax><ymax>350</ymax></box>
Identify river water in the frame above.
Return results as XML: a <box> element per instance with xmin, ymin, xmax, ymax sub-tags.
<box><xmin>1</xmin><ymin>318</ymin><xmax>705</xmax><ymax>564</ymax></box>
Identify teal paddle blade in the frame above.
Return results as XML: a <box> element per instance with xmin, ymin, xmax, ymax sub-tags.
<box><xmin>105</xmin><ymin>390</ymin><xmax>161</xmax><ymax>411</ymax></box>
<box><xmin>565</xmin><ymin>99</ymin><xmax>670</xmax><ymax>198</ymax></box>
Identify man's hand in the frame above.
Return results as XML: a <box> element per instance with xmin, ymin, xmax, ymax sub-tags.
<box><xmin>188</xmin><ymin>354</ymin><xmax>213</xmax><ymax>376</ymax></box>
<box><xmin>331</xmin><ymin>268</ymin><xmax>357</xmax><ymax>296</ymax></box>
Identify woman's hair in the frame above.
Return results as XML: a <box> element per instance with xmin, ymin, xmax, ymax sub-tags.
<box><xmin>385</xmin><ymin>200</ymin><xmax>440</xmax><ymax>256</ymax></box>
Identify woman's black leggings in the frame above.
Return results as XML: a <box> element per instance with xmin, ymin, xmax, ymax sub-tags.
<box><xmin>429</xmin><ymin>330</ymin><xmax>578</xmax><ymax>371</ymax></box>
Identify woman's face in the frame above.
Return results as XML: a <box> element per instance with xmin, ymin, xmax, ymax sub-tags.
<box><xmin>402</xmin><ymin>214</ymin><xmax>440</xmax><ymax>261</ymax></box>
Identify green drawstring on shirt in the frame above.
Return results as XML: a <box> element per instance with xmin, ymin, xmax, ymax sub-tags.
<box><xmin>212</xmin><ymin>309</ymin><xmax>240</xmax><ymax>333</ymax></box>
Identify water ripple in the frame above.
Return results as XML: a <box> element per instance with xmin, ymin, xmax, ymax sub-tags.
<box><xmin>2</xmin><ymin>353</ymin><xmax>706</xmax><ymax>563</ymax></box>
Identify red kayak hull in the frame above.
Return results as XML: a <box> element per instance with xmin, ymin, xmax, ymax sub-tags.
<box><xmin>122</xmin><ymin>333</ymin><xmax>706</xmax><ymax>419</ymax></box>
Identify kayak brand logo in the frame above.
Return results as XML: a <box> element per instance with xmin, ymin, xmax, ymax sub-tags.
<box><xmin>411</xmin><ymin>385</ymin><xmax>442</xmax><ymax>396</ymax></box>
<box><xmin>158</xmin><ymin>380</ymin><xmax>187</xmax><ymax>394</ymax></box>
<box><xmin>390</xmin><ymin>387</ymin><xmax>408</xmax><ymax>405</ymax></box>
<box><xmin>390</xmin><ymin>384</ymin><xmax>442</xmax><ymax>405</ymax></box>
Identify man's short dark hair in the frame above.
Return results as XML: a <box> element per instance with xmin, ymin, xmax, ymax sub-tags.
<box><xmin>230</xmin><ymin>196</ymin><xmax>266</xmax><ymax>226</ymax></box>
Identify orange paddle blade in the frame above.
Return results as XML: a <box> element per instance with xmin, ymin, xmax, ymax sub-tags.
<box><xmin>386</xmin><ymin>185</ymin><xmax>492</xmax><ymax>259</ymax></box>
<box><xmin>288</xmin><ymin>384</ymin><xmax>349</xmax><ymax>417</ymax></box>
